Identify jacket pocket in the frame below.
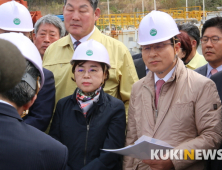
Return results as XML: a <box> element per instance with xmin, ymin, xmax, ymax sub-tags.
<box><xmin>169</xmin><ymin>102</ymin><xmax>197</xmax><ymax>144</ymax></box>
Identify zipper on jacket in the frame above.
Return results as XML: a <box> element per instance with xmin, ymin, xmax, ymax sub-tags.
<box><xmin>84</xmin><ymin>110</ymin><xmax>95</xmax><ymax>166</ymax></box>
<box><xmin>144</xmin><ymin>85</ymin><xmax>164</xmax><ymax>123</ymax></box>
<box><xmin>84</xmin><ymin>124</ymin><xmax>89</xmax><ymax>165</ymax></box>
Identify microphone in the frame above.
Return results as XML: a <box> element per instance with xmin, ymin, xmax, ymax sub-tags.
<box><xmin>0</xmin><ymin>39</ymin><xmax>26</xmax><ymax>93</ymax></box>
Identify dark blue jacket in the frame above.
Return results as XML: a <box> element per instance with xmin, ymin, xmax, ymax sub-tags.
<box><xmin>207</xmin><ymin>71</ymin><xmax>222</xmax><ymax>170</ymax></box>
<box><xmin>23</xmin><ymin>68</ymin><xmax>55</xmax><ymax>131</ymax></box>
<box><xmin>0</xmin><ymin>102</ymin><xmax>68</xmax><ymax>170</ymax></box>
<box><xmin>49</xmin><ymin>89</ymin><xmax>126</xmax><ymax>170</ymax></box>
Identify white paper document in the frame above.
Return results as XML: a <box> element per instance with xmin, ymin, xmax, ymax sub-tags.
<box><xmin>102</xmin><ymin>135</ymin><xmax>173</xmax><ymax>160</ymax></box>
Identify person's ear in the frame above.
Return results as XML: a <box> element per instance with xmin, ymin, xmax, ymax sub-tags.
<box><xmin>94</xmin><ymin>8</ymin><xmax>100</xmax><ymax>21</ymax></box>
<box><xmin>23</xmin><ymin>94</ymin><xmax>37</xmax><ymax>111</ymax></box>
<box><xmin>33</xmin><ymin>33</ymin><xmax>36</xmax><ymax>43</ymax></box>
<box><xmin>72</xmin><ymin>76</ymin><xmax>76</xmax><ymax>82</ymax></box>
<box><xmin>175</xmin><ymin>42</ymin><xmax>181</xmax><ymax>54</ymax></box>
<box><xmin>191</xmin><ymin>40</ymin><xmax>197</xmax><ymax>48</ymax></box>
<box><xmin>101</xmin><ymin>72</ymin><xmax>107</xmax><ymax>86</ymax></box>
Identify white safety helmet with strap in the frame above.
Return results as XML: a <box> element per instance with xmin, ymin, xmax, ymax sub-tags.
<box><xmin>0</xmin><ymin>33</ymin><xmax>44</xmax><ymax>90</ymax></box>
<box><xmin>138</xmin><ymin>10</ymin><xmax>180</xmax><ymax>45</ymax></box>
<box><xmin>70</xmin><ymin>39</ymin><xmax>111</xmax><ymax>68</ymax></box>
<box><xmin>0</xmin><ymin>0</ymin><xmax>33</xmax><ymax>32</ymax></box>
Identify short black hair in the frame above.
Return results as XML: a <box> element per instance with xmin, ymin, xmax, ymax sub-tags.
<box><xmin>64</xmin><ymin>0</ymin><xmax>98</xmax><ymax>11</ymax></box>
<box><xmin>1</xmin><ymin>61</ymin><xmax>40</xmax><ymax>107</ymax></box>
<box><xmin>72</xmin><ymin>60</ymin><xmax>109</xmax><ymax>88</ymax></box>
<box><xmin>178</xmin><ymin>23</ymin><xmax>200</xmax><ymax>48</ymax></box>
<box><xmin>202</xmin><ymin>16</ymin><xmax>222</xmax><ymax>36</ymax></box>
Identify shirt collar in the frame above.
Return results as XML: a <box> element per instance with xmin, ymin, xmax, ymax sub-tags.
<box><xmin>207</xmin><ymin>63</ymin><xmax>222</xmax><ymax>78</ymax></box>
<box><xmin>70</xmin><ymin>26</ymin><xmax>95</xmax><ymax>44</ymax></box>
<box><xmin>0</xmin><ymin>99</ymin><xmax>13</xmax><ymax>106</ymax></box>
<box><xmin>186</xmin><ymin>51</ymin><xmax>199</xmax><ymax>69</ymax></box>
<box><xmin>154</xmin><ymin>66</ymin><xmax>176</xmax><ymax>84</ymax></box>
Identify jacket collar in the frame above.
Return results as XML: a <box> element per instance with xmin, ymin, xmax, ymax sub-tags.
<box><xmin>0</xmin><ymin>103</ymin><xmax>23</xmax><ymax>121</ymax></box>
<box><xmin>143</xmin><ymin>58</ymin><xmax>185</xmax><ymax>89</ymax></box>
<box><xmin>186</xmin><ymin>51</ymin><xmax>200</xmax><ymax>70</ymax></box>
<box><xmin>58</xmin><ymin>34</ymin><xmax>73</xmax><ymax>48</ymax></box>
<box><xmin>58</xmin><ymin>27</ymin><xmax>102</xmax><ymax>48</ymax></box>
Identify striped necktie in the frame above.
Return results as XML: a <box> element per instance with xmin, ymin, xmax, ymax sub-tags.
<box><xmin>74</xmin><ymin>41</ymin><xmax>81</xmax><ymax>50</ymax></box>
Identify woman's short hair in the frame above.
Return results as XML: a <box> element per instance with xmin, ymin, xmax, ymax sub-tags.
<box><xmin>71</xmin><ymin>60</ymin><xmax>109</xmax><ymax>88</ymax></box>
<box><xmin>177</xmin><ymin>32</ymin><xmax>192</xmax><ymax>62</ymax></box>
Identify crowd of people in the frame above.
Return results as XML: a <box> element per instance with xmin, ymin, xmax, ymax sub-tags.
<box><xmin>0</xmin><ymin>0</ymin><xmax>222</xmax><ymax>170</ymax></box>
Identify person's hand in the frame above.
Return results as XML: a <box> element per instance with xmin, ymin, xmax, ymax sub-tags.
<box><xmin>142</xmin><ymin>158</ymin><xmax>174</xmax><ymax>170</ymax></box>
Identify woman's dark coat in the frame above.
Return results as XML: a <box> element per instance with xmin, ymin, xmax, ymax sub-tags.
<box><xmin>49</xmin><ymin>89</ymin><xmax>126</xmax><ymax>170</ymax></box>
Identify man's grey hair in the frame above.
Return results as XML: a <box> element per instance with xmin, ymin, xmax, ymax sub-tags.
<box><xmin>178</xmin><ymin>23</ymin><xmax>200</xmax><ymax>48</ymax></box>
<box><xmin>64</xmin><ymin>0</ymin><xmax>98</xmax><ymax>11</ymax></box>
<box><xmin>34</xmin><ymin>14</ymin><xmax>66</xmax><ymax>37</ymax></box>
<box><xmin>0</xmin><ymin>61</ymin><xmax>40</xmax><ymax>107</ymax></box>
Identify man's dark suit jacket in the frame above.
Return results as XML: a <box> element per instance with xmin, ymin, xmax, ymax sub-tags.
<box><xmin>134</xmin><ymin>58</ymin><xmax>148</xmax><ymax>79</ymax></box>
<box><xmin>207</xmin><ymin>71</ymin><xmax>222</xmax><ymax>170</ymax></box>
<box><xmin>0</xmin><ymin>103</ymin><xmax>68</xmax><ymax>170</ymax></box>
<box><xmin>211</xmin><ymin>71</ymin><xmax>222</xmax><ymax>101</ymax></box>
<box><xmin>23</xmin><ymin>68</ymin><xmax>55</xmax><ymax>131</ymax></box>
<box><xmin>132</xmin><ymin>53</ymin><xmax>142</xmax><ymax>60</ymax></box>
<box><xmin>194</xmin><ymin>64</ymin><xmax>207</xmax><ymax>76</ymax></box>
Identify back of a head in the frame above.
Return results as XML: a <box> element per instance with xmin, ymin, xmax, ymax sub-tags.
<box><xmin>178</xmin><ymin>23</ymin><xmax>200</xmax><ymax>48</ymax></box>
<box><xmin>0</xmin><ymin>33</ymin><xmax>44</xmax><ymax>107</ymax></box>
<box><xmin>0</xmin><ymin>39</ymin><xmax>26</xmax><ymax>93</ymax></box>
<box><xmin>34</xmin><ymin>14</ymin><xmax>66</xmax><ymax>37</ymax></box>
<box><xmin>0</xmin><ymin>1</ymin><xmax>33</xmax><ymax>32</ymax></box>
<box><xmin>177</xmin><ymin>31</ymin><xmax>192</xmax><ymax>62</ymax></box>
<box><xmin>202</xmin><ymin>16</ymin><xmax>222</xmax><ymax>36</ymax></box>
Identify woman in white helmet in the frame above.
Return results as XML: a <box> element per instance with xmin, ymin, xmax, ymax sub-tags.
<box><xmin>49</xmin><ymin>39</ymin><xmax>126</xmax><ymax>170</ymax></box>
<box><xmin>123</xmin><ymin>11</ymin><xmax>222</xmax><ymax>170</ymax></box>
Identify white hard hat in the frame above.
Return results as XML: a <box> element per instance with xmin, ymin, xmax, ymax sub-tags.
<box><xmin>0</xmin><ymin>33</ymin><xmax>44</xmax><ymax>89</ymax></box>
<box><xmin>70</xmin><ymin>39</ymin><xmax>111</xmax><ymax>68</ymax></box>
<box><xmin>138</xmin><ymin>11</ymin><xmax>180</xmax><ymax>45</ymax></box>
<box><xmin>0</xmin><ymin>1</ymin><xmax>33</xmax><ymax>32</ymax></box>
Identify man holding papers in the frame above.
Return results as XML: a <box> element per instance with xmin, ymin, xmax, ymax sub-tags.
<box><xmin>123</xmin><ymin>11</ymin><xmax>222</xmax><ymax>170</ymax></box>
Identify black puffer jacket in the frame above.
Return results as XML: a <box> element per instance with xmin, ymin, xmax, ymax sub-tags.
<box><xmin>49</xmin><ymin>88</ymin><xmax>126</xmax><ymax>170</ymax></box>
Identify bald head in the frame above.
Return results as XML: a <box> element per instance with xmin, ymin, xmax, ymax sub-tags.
<box><xmin>0</xmin><ymin>39</ymin><xmax>26</xmax><ymax>92</ymax></box>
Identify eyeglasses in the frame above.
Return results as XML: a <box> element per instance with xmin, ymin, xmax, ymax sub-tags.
<box><xmin>75</xmin><ymin>68</ymin><xmax>102</xmax><ymax>76</ymax></box>
<box><xmin>201</xmin><ymin>36</ymin><xmax>222</xmax><ymax>44</ymax></box>
<box><xmin>141</xmin><ymin>42</ymin><xmax>173</xmax><ymax>54</ymax></box>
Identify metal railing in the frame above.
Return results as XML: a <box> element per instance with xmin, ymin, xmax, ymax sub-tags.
<box><xmin>97</xmin><ymin>6</ymin><xmax>207</xmax><ymax>29</ymax></box>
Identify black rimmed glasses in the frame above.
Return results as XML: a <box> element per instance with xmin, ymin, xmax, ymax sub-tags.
<box><xmin>201</xmin><ymin>36</ymin><xmax>222</xmax><ymax>44</ymax></box>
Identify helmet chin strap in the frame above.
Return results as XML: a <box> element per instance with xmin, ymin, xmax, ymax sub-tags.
<box><xmin>157</xmin><ymin>37</ymin><xmax>178</xmax><ymax>75</ymax></box>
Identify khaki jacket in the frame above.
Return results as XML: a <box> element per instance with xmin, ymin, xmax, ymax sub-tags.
<box><xmin>123</xmin><ymin>59</ymin><xmax>222</xmax><ymax>170</ymax></box>
<box><xmin>43</xmin><ymin>27</ymin><xmax>138</xmax><ymax>119</ymax></box>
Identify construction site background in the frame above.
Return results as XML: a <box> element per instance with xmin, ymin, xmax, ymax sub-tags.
<box><xmin>23</xmin><ymin>0</ymin><xmax>222</xmax><ymax>16</ymax></box>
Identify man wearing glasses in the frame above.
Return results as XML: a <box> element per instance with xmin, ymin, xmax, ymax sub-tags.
<box><xmin>123</xmin><ymin>11</ymin><xmax>222</xmax><ymax>170</ymax></box>
<box><xmin>195</xmin><ymin>17</ymin><xmax>222</xmax><ymax>77</ymax></box>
